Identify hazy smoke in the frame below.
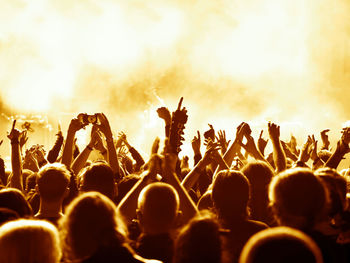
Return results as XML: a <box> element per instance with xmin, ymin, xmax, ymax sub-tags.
<box><xmin>0</xmin><ymin>0</ymin><xmax>349</xmax><ymax>160</ymax></box>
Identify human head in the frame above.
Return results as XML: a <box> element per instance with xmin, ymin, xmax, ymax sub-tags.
<box><xmin>241</xmin><ymin>161</ymin><xmax>274</xmax><ymax>190</ymax></box>
<box><xmin>239</xmin><ymin>226</ymin><xmax>323</xmax><ymax>263</ymax></box>
<box><xmin>79</xmin><ymin>162</ymin><xmax>116</xmax><ymax>201</ymax></box>
<box><xmin>59</xmin><ymin>192</ymin><xmax>124</xmax><ymax>261</ymax></box>
<box><xmin>269</xmin><ymin>168</ymin><xmax>326</xmax><ymax>230</ymax></box>
<box><xmin>137</xmin><ymin>182</ymin><xmax>180</xmax><ymax>234</ymax></box>
<box><xmin>0</xmin><ymin>188</ymin><xmax>32</xmax><ymax>217</ymax></box>
<box><xmin>173</xmin><ymin>211</ymin><xmax>221</xmax><ymax>263</ymax></box>
<box><xmin>212</xmin><ymin>170</ymin><xmax>250</xmax><ymax>221</ymax></box>
<box><xmin>315</xmin><ymin>167</ymin><xmax>347</xmax><ymax>217</ymax></box>
<box><xmin>37</xmin><ymin>163</ymin><xmax>70</xmax><ymax>202</ymax></box>
<box><xmin>0</xmin><ymin>219</ymin><xmax>61</xmax><ymax>263</ymax></box>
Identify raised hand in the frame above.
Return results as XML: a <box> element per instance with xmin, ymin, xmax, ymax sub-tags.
<box><xmin>216</xmin><ymin>130</ymin><xmax>230</xmax><ymax>154</ymax></box>
<box><xmin>115</xmin><ymin>131</ymin><xmax>126</xmax><ymax>148</ymax></box>
<box><xmin>191</xmin><ymin>131</ymin><xmax>201</xmax><ymax>155</ymax></box>
<box><xmin>299</xmin><ymin>135</ymin><xmax>313</xmax><ymax>163</ymax></box>
<box><xmin>257</xmin><ymin>130</ymin><xmax>268</xmax><ymax>155</ymax></box>
<box><xmin>7</xmin><ymin>120</ymin><xmax>21</xmax><ymax>142</ymax></box>
<box><xmin>96</xmin><ymin>113</ymin><xmax>113</xmax><ymax>140</ymax></box>
<box><xmin>151</xmin><ymin>137</ymin><xmax>160</xmax><ymax>154</ymax></box>
<box><xmin>19</xmin><ymin>130</ymin><xmax>28</xmax><ymax>150</ymax></box>
<box><xmin>310</xmin><ymin>135</ymin><xmax>318</xmax><ymax>161</ymax></box>
<box><xmin>156</xmin><ymin>106</ymin><xmax>172</xmax><ymax>125</ymax></box>
<box><xmin>320</xmin><ymin>129</ymin><xmax>330</xmax><ymax>150</ymax></box>
<box><xmin>287</xmin><ymin>134</ymin><xmax>299</xmax><ymax>155</ymax></box>
<box><xmin>268</xmin><ymin>122</ymin><xmax>280</xmax><ymax>143</ymax></box>
<box><xmin>169</xmin><ymin>97</ymin><xmax>188</xmax><ymax>154</ymax></box>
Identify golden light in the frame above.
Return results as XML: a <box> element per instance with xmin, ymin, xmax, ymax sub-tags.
<box><xmin>0</xmin><ymin>0</ymin><xmax>349</xmax><ymax>160</ymax></box>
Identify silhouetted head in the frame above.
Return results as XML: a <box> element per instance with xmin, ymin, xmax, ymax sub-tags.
<box><xmin>242</xmin><ymin>161</ymin><xmax>274</xmax><ymax>191</ymax></box>
<box><xmin>79</xmin><ymin>162</ymin><xmax>116</xmax><ymax>201</ymax></box>
<box><xmin>269</xmin><ymin>168</ymin><xmax>326</xmax><ymax>230</ymax></box>
<box><xmin>137</xmin><ymin>182</ymin><xmax>180</xmax><ymax>235</ymax></box>
<box><xmin>37</xmin><ymin>163</ymin><xmax>70</xmax><ymax>202</ymax></box>
<box><xmin>59</xmin><ymin>192</ymin><xmax>124</xmax><ymax>262</ymax></box>
<box><xmin>173</xmin><ymin>211</ymin><xmax>221</xmax><ymax>263</ymax></box>
<box><xmin>212</xmin><ymin>170</ymin><xmax>250</xmax><ymax>222</ymax></box>
<box><xmin>0</xmin><ymin>219</ymin><xmax>61</xmax><ymax>263</ymax></box>
<box><xmin>0</xmin><ymin>188</ymin><xmax>32</xmax><ymax>218</ymax></box>
<box><xmin>315</xmin><ymin>167</ymin><xmax>347</xmax><ymax>217</ymax></box>
<box><xmin>239</xmin><ymin>226</ymin><xmax>323</xmax><ymax>263</ymax></box>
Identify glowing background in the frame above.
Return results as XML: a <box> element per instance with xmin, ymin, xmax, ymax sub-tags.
<box><xmin>0</xmin><ymin>0</ymin><xmax>349</xmax><ymax>163</ymax></box>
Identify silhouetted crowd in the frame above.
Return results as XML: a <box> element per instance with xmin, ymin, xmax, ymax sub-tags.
<box><xmin>0</xmin><ymin>100</ymin><xmax>350</xmax><ymax>263</ymax></box>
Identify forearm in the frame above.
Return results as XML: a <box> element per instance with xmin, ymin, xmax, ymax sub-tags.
<box><xmin>129</xmin><ymin>147</ymin><xmax>145</xmax><ymax>169</ymax></box>
<box><xmin>61</xmin><ymin>131</ymin><xmax>76</xmax><ymax>168</ymax></box>
<box><xmin>271</xmin><ymin>139</ymin><xmax>287</xmax><ymax>173</ymax></box>
<box><xmin>223</xmin><ymin>139</ymin><xmax>241</xmax><ymax>167</ymax></box>
<box><xmin>182</xmin><ymin>160</ymin><xmax>206</xmax><ymax>191</ymax></box>
<box><xmin>0</xmin><ymin>158</ymin><xmax>5</xmax><ymax>186</ymax></box>
<box><xmin>47</xmin><ymin>135</ymin><xmax>63</xmax><ymax>163</ymax></box>
<box><xmin>10</xmin><ymin>141</ymin><xmax>23</xmax><ymax>191</ymax></box>
<box><xmin>325</xmin><ymin>142</ymin><xmax>347</xmax><ymax>169</ymax></box>
<box><xmin>117</xmin><ymin>173</ymin><xmax>148</xmax><ymax>224</ymax></box>
<box><xmin>166</xmin><ymin>172</ymin><xmax>198</xmax><ymax>224</ymax></box>
<box><xmin>106</xmin><ymin>138</ymin><xmax>120</xmax><ymax>175</ymax></box>
<box><xmin>71</xmin><ymin>145</ymin><xmax>93</xmax><ymax>175</ymax></box>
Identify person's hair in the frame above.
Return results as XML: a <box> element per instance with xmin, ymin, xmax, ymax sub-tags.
<box><xmin>0</xmin><ymin>219</ymin><xmax>61</xmax><ymax>263</ymax></box>
<box><xmin>242</xmin><ymin>161</ymin><xmax>274</xmax><ymax>222</ymax></box>
<box><xmin>315</xmin><ymin>168</ymin><xmax>347</xmax><ymax>217</ymax></box>
<box><xmin>212</xmin><ymin>170</ymin><xmax>250</xmax><ymax>221</ymax></box>
<box><xmin>242</xmin><ymin>161</ymin><xmax>274</xmax><ymax>189</ymax></box>
<box><xmin>37</xmin><ymin>163</ymin><xmax>70</xmax><ymax>202</ymax></box>
<box><xmin>239</xmin><ymin>226</ymin><xmax>323</xmax><ymax>263</ymax></box>
<box><xmin>58</xmin><ymin>192</ymin><xmax>124</xmax><ymax>261</ymax></box>
<box><xmin>269</xmin><ymin>168</ymin><xmax>326</xmax><ymax>230</ymax></box>
<box><xmin>116</xmin><ymin>174</ymin><xmax>140</xmax><ymax>204</ymax></box>
<box><xmin>138</xmin><ymin>182</ymin><xmax>180</xmax><ymax>233</ymax></box>
<box><xmin>79</xmin><ymin>162</ymin><xmax>116</xmax><ymax>201</ymax></box>
<box><xmin>173</xmin><ymin>211</ymin><xmax>221</xmax><ymax>263</ymax></box>
<box><xmin>0</xmin><ymin>188</ymin><xmax>32</xmax><ymax>217</ymax></box>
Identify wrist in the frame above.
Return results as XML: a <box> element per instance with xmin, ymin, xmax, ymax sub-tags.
<box><xmin>87</xmin><ymin>145</ymin><xmax>94</xmax><ymax>151</ymax></box>
<box><xmin>11</xmin><ymin>139</ymin><xmax>19</xmax><ymax>145</ymax></box>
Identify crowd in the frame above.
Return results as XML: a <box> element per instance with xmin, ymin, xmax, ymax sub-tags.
<box><xmin>0</xmin><ymin>98</ymin><xmax>349</xmax><ymax>263</ymax></box>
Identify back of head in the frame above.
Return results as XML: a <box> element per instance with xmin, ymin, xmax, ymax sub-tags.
<box><xmin>173</xmin><ymin>211</ymin><xmax>221</xmax><ymax>263</ymax></box>
<box><xmin>79</xmin><ymin>162</ymin><xmax>116</xmax><ymax>201</ymax></box>
<box><xmin>59</xmin><ymin>191</ymin><xmax>123</xmax><ymax>261</ymax></box>
<box><xmin>239</xmin><ymin>226</ymin><xmax>323</xmax><ymax>263</ymax></box>
<box><xmin>116</xmin><ymin>174</ymin><xmax>140</xmax><ymax>204</ymax></box>
<box><xmin>242</xmin><ymin>161</ymin><xmax>274</xmax><ymax>190</ymax></box>
<box><xmin>315</xmin><ymin>168</ymin><xmax>347</xmax><ymax>217</ymax></box>
<box><xmin>212</xmin><ymin>170</ymin><xmax>250</xmax><ymax>221</ymax></box>
<box><xmin>37</xmin><ymin>163</ymin><xmax>70</xmax><ymax>202</ymax></box>
<box><xmin>269</xmin><ymin>168</ymin><xmax>326</xmax><ymax>230</ymax></box>
<box><xmin>138</xmin><ymin>182</ymin><xmax>180</xmax><ymax>234</ymax></box>
<box><xmin>0</xmin><ymin>188</ymin><xmax>32</xmax><ymax>217</ymax></box>
<box><xmin>0</xmin><ymin>219</ymin><xmax>61</xmax><ymax>263</ymax></box>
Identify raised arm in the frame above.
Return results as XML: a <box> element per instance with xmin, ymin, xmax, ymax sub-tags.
<box><xmin>7</xmin><ymin>120</ymin><xmax>23</xmax><ymax>191</ymax></box>
<box><xmin>268</xmin><ymin>122</ymin><xmax>287</xmax><ymax>173</ymax></box>
<box><xmin>157</xmin><ymin>106</ymin><xmax>172</xmax><ymax>138</ymax></box>
<box><xmin>162</xmin><ymin>150</ymin><xmax>198</xmax><ymax>224</ymax></box>
<box><xmin>325</xmin><ymin>127</ymin><xmax>350</xmax><ymax>169</ymax></box>
<box><xmin>96</xmin><ymin>113</ymin><xmax>122</xmax><ymax>177</ymax></box>
<box><xmin>47</xmin><ymin>125</ymin><xmax>64</xmax><ymax>163</ymax></box>
<box><xmin>222</xmin><ymin>122</ymin><xmax>249</xmax><ymax>167</ymax></box>
<box><xmin>121</xmin><ymin>132</ymin><xmax>145</xmax><ymax>171</ymax></box>
<box><xmin>71</xmin><ymin>126</ymin><xmax>100</xmax><ymax>175</ymax></box>
<box><xmin>117</xmin><ymin>154</ymin><xmax>159</xmax><ymax>224</ymax></box>
<box><xmin>61</xmin><ymin>117</ymin><xmax>85</xmax><ymax>168</ymax></box>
